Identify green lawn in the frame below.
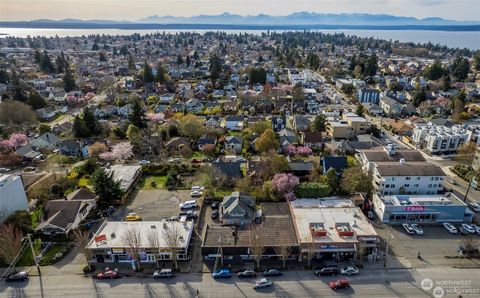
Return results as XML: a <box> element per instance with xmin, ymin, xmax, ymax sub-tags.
<box><xmin>138</xmin><ymin>175</ymin><xmax>167</xmax><ymax>190</ymax></box>
<box><xmin>191</xmin><ymin>151</ymin><xmax>205</xmax><ymax>159</ymax></box>
<box><xmin>214</xmin><ymin>188</ymin><xmax>231</xmax><ymax>198</ymax></box>
<box><xmin>39</xmin><ymin>245</ymin><xmax>67</xmax><ymax>266</ymax></box>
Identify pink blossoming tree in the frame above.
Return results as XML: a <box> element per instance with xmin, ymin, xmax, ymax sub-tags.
<box><xmin>271</xmin><ymin>173</ymin><xmax>300</xmax><ymax>201</ymax></box>
<box><xmin>100</xmin><ymin>141</ymin><xmax>133</xmax><ymax>161</ymax></box>
<box><xmin>1</xmin><ymin>133</ymin><xmax>28</xmax><ymax>149</ymax></box>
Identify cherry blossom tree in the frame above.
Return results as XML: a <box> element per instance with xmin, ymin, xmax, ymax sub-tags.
<box><xmin>271</xmin><ymin>173</ymin><xmax>299</xmax><ymax>201</ymax></box>
<box><xmin>145</xmin><ymin>112</ymin><xmax>164</xmax><ymax>122</ymax></box>
<box><xmin>1</xmin><ymin>133</ymin><xmax>28</xmax><ymax>149</ymax></box>
<box><xmin>286</xmin><ymin>145</ymin><xmax>312</xmax><ymax>156</ymax></box>
<box><xmin>100</xmin><ymin>141</ymin><xmax>133</xmax><ymax>161</ymax></box>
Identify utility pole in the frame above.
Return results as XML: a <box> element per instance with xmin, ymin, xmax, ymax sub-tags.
<box><xmin>27</xmin><ymin>234</ymin><xmax>41</xmax><ymax>276</ymax></box>
<box><xmin>463</xmin><ymin>176</ymin><xmax>475</xmax><ymax>202</ymax></box>
<box><xmin>383</xmin><ymin>227</ymin><xmax>391</xmax><ymax>268</ymax></box>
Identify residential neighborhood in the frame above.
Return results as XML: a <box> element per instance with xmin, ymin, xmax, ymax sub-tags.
<box><xmin>0</xmin><ymin>26</ymin><xmax>480</xmax><ymax>297</ymax></box>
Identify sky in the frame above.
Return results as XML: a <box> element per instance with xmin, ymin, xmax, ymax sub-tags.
<box><xmin>0</xmin><ymin>0</ymin><xmax>479</xmax><ymax>22</ymax></box>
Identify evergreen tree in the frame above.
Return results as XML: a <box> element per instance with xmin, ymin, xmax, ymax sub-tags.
<box><xmin>176</xmin><ymin>54</ymin><xmax>184</xmax><ymax>65</ymax></box>
<box><xmin>93</xmin><ymin>168</ymin><xmax>123</xmax><ymax>203</ymax></box>
<box><xmin>412</xmin><ymin>89</ymin><xmax>427</xmax><ymax>107</ymax></box>
<box><xmin>34</xmin><ymin>49</ymin><xmax>41</xmax><ymax>63</ymax></box>
<box><xmin>82</xmin><ymin>107</ymin><xmax>100</xmax><ymax>136</ymax></box>
<box><xmin>185</xmin><ymin>55</ymin><xmax>191</xmax><ymax>67</ymax></box>
<box><xmin>209</xmin><ymin>54</ymin><xmax>222</xmax><ymax>80</ymax></box>
<box><xmin>26</xmin><ymin>92</ymin><xmax>46</xmax><ymax>110</ymax></box>
<box><xmin>423</xmin><ymin>60</ymin><xmax>445</xmax><ymax>80</ymax></box>
<box><xmin>127</xmin><ymin>54</ymin><xmax>135</xmax><ymax>70</ymax></box>
<box><xmin>39</xmin><ymin>50</ymin><xmax>55</xmax><ymax>73</ymax></box>
<box><xmin>363</xmin><ymin>53</ymin><xmax>378</xmax><ymax>76</ymax></box>
<box><xmin>99</xmin><ymin>52</ymin><xmax>107</xmax><ymax>62</ymax></box>
<box><xmin>143</xmin><ymin>61</ymin><xmax>154</xmax><ymax>84</ymax></box>
<box><xmin>91</xmin><ymin>43</ymin><xmax>100</xmax><ymax>51</ymax></box>
<box><xmin>313</xmin><ymin>114</ymin><xmax>326</xmax><ymax>131</ymax></box>
<box><xmin>356</xmin><ymin>104</ymin><xmax>365</xmax><ymax>117</ymax></box>
<box><xmin>193</xmin><ymin>50</ymin><xmax>199</xmax><ymax>60</ymax></box>
<box><xmin>129</xmin><ymin>100</ymin><xmax>146</xmax><ymax>129</ymax></box>
<box><xmin>63</xmin><ymin>61</ymin><xmax>76</xmax><ymax>92</ymax></box>
<box><xmin>473</xmin><ymin>50</ymin><xmax>480</xmax><ymax>71</ymax></box>
<box><xmin>72</xmin><ymin>115</ymin><xmax>90</xmax><ymax>138</ymax></box>
<box><xmin>450</xmin><ymin>55</ymin><xmax>470</xmax><ymax>81</ymax></box>
<box><xmin>155</xmin><ymin>62</ymin><xmax>167</xmax><ymax>83</ymax></box>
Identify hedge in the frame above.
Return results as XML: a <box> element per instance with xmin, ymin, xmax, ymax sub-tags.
<box><xmin>141</xmin><ymin>164</ymin><xmax>192</xmax><ymax>175</ymax></box>
<box><xmin>295</xmin><ymin>182</ymin><xmax>331</xmax><ymax>198</ymax></box>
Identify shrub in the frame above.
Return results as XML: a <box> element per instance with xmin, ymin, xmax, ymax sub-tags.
<box><xmin>83</xmin><ymin>264</ymin><xmax>95</xmax><ymax>273</ymax></box>
<box><xmin>150</xmin><ymin>181</ymin><xmax>157</xmax><ymax>188</ymax></box>
<box><xmin>295</xmin><ymin>182</ymin><xmax>331</xmax><ymax>198</ymax></box>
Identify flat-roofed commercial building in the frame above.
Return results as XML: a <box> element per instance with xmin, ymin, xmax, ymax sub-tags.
<box><xmin>290</xmin><ymin>199</ymin><xmax>379</xmax><ymax>262</ymax></box>
<box><xmin>373</xmin><ymin>193</ymin><xmax>472</xmax><ymax>224</ymax></box>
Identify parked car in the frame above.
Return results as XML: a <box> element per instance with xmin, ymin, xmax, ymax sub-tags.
<box><xmin>212</xmin><ymin>269</ymin><xmax>232</xmax><ymax>279</ymax></box>
<box><xmin>179</xmin><ymin>210</ymin><xmax>199</xmax><ymax>220</ymax></box>
<box><xmin>237</xmin><ymin>269</ymin><xmax>257</xmax><ymax>278</ymax></box>
<box><xmin>314</xmin><ymin>266</ymin><xmax>339</xmax><ymax>276</ymax></box>
<box><xmin>367</xmin><ymin>210</ymin><xmax>375</xmax><ymax>220</ymax></box>
<box><xmin>125</xmin><ymin>213</ymin><xmax>142</xmax><ymax>221</ymax></box>
<box><xmin>190</xmin><ymin>190</ymin><xmax>203</xmax><ymax>197</ymax></box>
<box><xmin>23</xmin><ymin>166</ymin><xmax>36</xmax><ymax>172</ymax></box>
<box><xmin>191</xmin><ymin>186</ymin><xmax>205</xmax><ymax>192</ymax></box>
<box><xmin>411</xmin><ymin>224</ymin><xmax>424</xmax><ymax>235</ymax></box>
<box><xmin>179</xmin><ymin>200</ymin><xmax>197</xmax><ymax>210</ymax></box>
<box><xmin>262</xmin><ymin>268</ymin><xmax>282</xmax><ymax>277</ymax></box>
<box><xmin>461</xmin><ymin>224</ymin><xmax>476</xmax><ymax>234</ymax></box>
<box><xmin>139</xmin><ymin>160</ymin><xmax>151</xmax><ymax>165</ymax></box>
<box><xmin>253</xmin><ymin>278</ymin><xmax>273</xmax><ymax>289</ymax></box>
<box><xmin>97</xmin><ymin>269</ymin><xmax>119</xmax><ymax>279</ymax></box>
<box><xmin>5</xmin><ymin>271</ymin><xmax>28</xmax><ymax>282</ymax></box>
<box><xmin>328</xmin><ymin>278</ymin><xmax>350</xmax><ymax>290</ymax></box>
<box><xmin>0</xmin><ymin>167</ymin><xmax>11</xmax><ymax>173</ymax></box>
<box><xmin>167</xmin><ymin>157</ymin><xmax>182</xmax><ymax>164</ymax></box>
<box><xmin>211</xmin><ymin>201</ymin><xmax>220</xmax><ymax>210</ymax></box>
<box><xmin>340</xmin><ymin>265</ymin><xmax>359</xmax><ymax>276</ymax></box>
<box><xmin>471</xmin><ymin>224</ymin><xmax>480</xmax><ymax>235</ymax></box>
<box><xmin>191</xmin><ymin>159</ymin><xmax>202</xmax><ymax>164</ymax></box>
<box><xmin>459</xmin><ymin>225</ymin><xmax>470</xmax><ymax>235</ymax></box>
<box><xmin>153</xmin><ymin>269</ymin><xmax>174</xmax><ymax>279</ymax></box>
<box><xmin>166</xmin><ymin>216</ymin><xmax>179</xmax><ymax>221</ymax></box>
<box><xmin>103</xmin><ymin>206</ymin><xmax>115</xmax><ymax>217</ymax></box>
<box><xmin>467</xmin><ymin>202</ymin><xmax>480</xmax><ymax>213</ymax></box>
<box><xmin>443</xmin><ymin>222</ymin><xmax>458</xmax><ymax>234</ymax></box>
<box><xmin>402</xmin><ymin>223</ymin><xmax>415</xmax><ymax>235</ymax></box>
<box><xmin>211</xmin><ymin>209</ymin><xmax>219</xmax><ymax>219</ymax></box>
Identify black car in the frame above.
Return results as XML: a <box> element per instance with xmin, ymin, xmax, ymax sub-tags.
<box><xmin>211</xmin><ymin>209</ymin><xmax>219</xmax><ymax>219</ymax></box>
<box><xmin>314</xmin><ymin>266</ymin><xmax>339</xmax><ymax>276</ymax></box>
<box><xmin>237</xmin><ymin>269</ymin><xmax>257</xmax><ymax>278</ymax></box>
<box><xmin>5</xmin><ymin>271</ymin><xmax>29</xmax><ymax>282</ymax></box>
<box><xmin>102</xmin><ymin>206</ymin><xmax>115</xmax><ymax>217</ymax></box>
<box><xmin>262</xmin><ymin>269</ymin><xmax>282</xmax><ymax>277</ymax></box>
<box><xmin>211</xmin><ymin>201</ymin><xmax>220</xmax><ymax>210</ymax></box>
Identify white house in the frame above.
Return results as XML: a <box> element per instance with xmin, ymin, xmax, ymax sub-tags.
<box><xmin>0</xmin><ymin>174</ymin><xmax>28</xmax><ymax>222</ymax></box>
<box><xmin>225</xmin><ymin>116</ymin><xmax>244</xmax><ymax>131</ymax></box>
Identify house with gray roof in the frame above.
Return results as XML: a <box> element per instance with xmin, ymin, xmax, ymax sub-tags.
<box><xmin>220</xmin><ymin>192</ymin><xmax>256</xmax><ymax>226</ymax></box>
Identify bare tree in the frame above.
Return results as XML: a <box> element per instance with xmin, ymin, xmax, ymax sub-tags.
<box><xmin>248</xmin><ymin>225</ymin><xmax>265</xmax><ymax>270</ymax></box>
<box><xmin>146</xmin><ymin>228</ymin><xmax>160</xmax><ymax>269</ymax></box>
<box><xmin>72</xmin><ymin>229</ymin><xmax>91</xmax><ymax>270</ymax></box>
<box><xmin>122</xmin><ymin>226</ymin><xmax>142</xmax><ymax>271</ymax></box>
<box><xmin>0</xmin><ymin>224</ymin><xmax>24</xmax><ymax>266</ymax></box>
<box><xmin>274</xmin><ymin>245</ymin><xmax>292</xmax><ymax>269</ymax></box>
<box><xmin>163</xmin><ymin>224</ymin><xmax>182</xmax><ymax>270</ymax></box>
<box><xmin>460</xmin><ymin>234</ymin><xmax>479</xmax><ymax>257</ymax></box>
<box><xmin>304</xmin><ymin>240</ymin><xmax>319</xmax><ymax>268</ymax></box>
<box><xmin>98</xmin><ymin>76</ymin><xmax>118</xmax><ymax>102</ymax></box>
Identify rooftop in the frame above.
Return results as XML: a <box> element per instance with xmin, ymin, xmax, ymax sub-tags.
<box><xmin>290</xmin><ymin>199</ymin><xmax>378</xmax><ymax>244</ymax></box>
<box><xmin>375</xmin><ymin>162</ymin><xmax>445</xmax><ymax>177</ymax></box>
<box><xmin>87</xmin><ymin>221</ymin><xmax>193</xmax><ymax>249</ymax></box>
<box><xmin>380</xmin><ymin>193</ymin><xmax>465</xmax><ymax>206</ymax></box>
<box><xmin>107</xmin><ymin>165</ymin><xmax>141</xmax><ymax>191</ymax></box>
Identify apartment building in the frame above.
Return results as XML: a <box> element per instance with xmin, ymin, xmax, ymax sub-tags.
<box><xmin>412</xmin><ymin>124</ymin><xmax>469</xmax><ymax>155</ymax></box>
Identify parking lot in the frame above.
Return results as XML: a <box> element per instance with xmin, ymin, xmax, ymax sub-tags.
<box><xmin>374</xmin><ymin>222</ymin><xmax>480</xmax><ymax>268</ymax></box>
<box><xmin>112</xmin><ymin>189</ymin><xmax>194</xmax><ymax>221</ymax></box>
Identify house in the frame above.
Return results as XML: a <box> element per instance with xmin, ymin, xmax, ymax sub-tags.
<box><xmin>321</xmin><ymin>156</ymin><xmax>348</xmax><ymax>175</ymax></box>
<box><xmin>185</xmin><ymin>98</ymin><xmax>204</xmax><ymax>113</ymax></box>
<box><xmin>15</xmin><ymin>144</ymin><xmax>42</xmax><ymax>161</ymax></box>
<box><xmin>35</xmin><ymin>188</ymin><xmax>97</xmax><ymax>235</ymax></box>
<box><xmin>48</xmin><ymin>90</ymin><xmax>66</xmax><ymax>102</ymax></box>
<box><xmin>224</xmin><ymin>136</ymin><xmax>243</xmax><ymax>154</ymax></box>
<box><xmin>108</xmin><ymin>165</ymin><xmax>142</xmax><ymax>198</ymax></box>
<box><xmin>165</xmin><ymin>137</ymin><xmax>190</xmax><ymax>152</ymax></box>
<box><xmin>278</xmin><ymin>129</ymin><xmax>298</xmax><ymax>147</ymax></box>
<box><xmin>219</xmin><ymin>192</ymin><xmax>255</xmax><ymax>226</ymax></box>
<box><xmin>379</xmin><ymin>96</ymin><xmax>403</xmax><ymax>117</ymax></box>
<box><xmin>35</xmin><ymin>108</ymin><xmax>56</xmax><ymax>121</ymax></box>
<box><xmin>358</xmin><ymin>88</ymin><xmax>380</xmax><ymax>104</ymax></box>
<box><xmin>159</xmin><ymin>93</ymin><xmax>175</xmax><ymax>103</ymax></box>
<box><xmin>0</xmin><ymin>174</ymin><xmax>29</xmax><ymax>223</ymax></box>
<box><xmin>117</xmin><ymin>104</ymin><xmax>133</xmax><ymax>117</ymax></box>
<box><xmin>198</xmin><ymin>135</ymin><xmax>217</xmax><ymax>151</ymax></box>
<box><xmin>287</xmin><ymin>157</ymin><xmax>314</xmax><ymax>178</ymax></box>
<box><xmin>301</xmin><ymin>131</ymin><xmax>323</xmax><ymax>148</ymax></box>
<box><xmin>292</xmin><ymin>115</ymin><xmax>310</xmax><ymax>132</ymax></box>
<box><xmin>212</xmin><ymin>159</ymin><xmax>242</xmax><ymax>179</ymax></box>
<box><xmin>272</xmin><ymin>116</ymin><xmax>286</xmax><ymax>132</ymax></box>
<box><xmin>30</xmin><ymin>132</ymin><xmax>60</xmax><ymax>151</ymax></box>
<box><xmin>59</xmin><ymin>140</ymin><xmax>82</xmax><ymax>156</ymax></box>
<box><xmin>201</xmin><ymin>116</ymin><xmax>219</xmax><ymax>128</ymax></box>
<box><xmin>86</xmin><ymin>220</ymin><xmax>193</xmax><ymax>266</ymax></box>
<box><xmin>225</xmin><ymin>116</ymin><xmax>244</xmax><ymax>131</ymax></box>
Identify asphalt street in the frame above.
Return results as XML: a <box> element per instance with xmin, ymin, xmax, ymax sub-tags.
<box><xmin>2</xmin><ymin>268</ymin><xmax>479</xmax><ymax>298</ymax></box>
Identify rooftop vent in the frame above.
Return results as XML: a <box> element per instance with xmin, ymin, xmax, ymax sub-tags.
<box><xmin>399</xmin><ymin>158</ymin><xmax>406</xmax><ymax>164</ymax></box>
<box><xmin>110</xmin><ymin>232</ymin><xmax>116</xmax><ymax>239</ymax></box>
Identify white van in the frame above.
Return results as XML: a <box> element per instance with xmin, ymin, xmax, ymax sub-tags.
<box><xmin>180</xmin><ymin>200</ymin><xmax>197</xmax><ymax>210</ymax></box>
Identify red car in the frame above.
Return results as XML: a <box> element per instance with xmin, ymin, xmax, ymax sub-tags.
<box><xmin>328</xmin><ymin>278</ymin><xmax>350</xmax><ymax>290</ymax></box>
<box><xmin>97</xmin><ymin>269</ymin><xmax>119</xmax><ymax>279</ymax></box>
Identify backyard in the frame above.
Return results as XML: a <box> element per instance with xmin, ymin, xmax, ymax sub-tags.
<box><xmin>137</xmin><ymin>175</ymin><xmax>167</xmax><ymax>190</ymax></box>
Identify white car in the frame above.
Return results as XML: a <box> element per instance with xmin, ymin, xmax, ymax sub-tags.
<box><xmin>467</xmin><ymin>202</ymin><xmax>480</xmax><ymax>213</ymax></box>
<box><xmin>190</xmin><ymin>190</ymin><xmax>203</xmax><ymax>197</ymax></box>
<box><xmin>179</xmin><ymin>200</ymin><xmax>197</xmax><ymax>210</ymax></box>
<box><xmin>191</xmin><ymin>186</ymin><xmax>205</xmax><ymax>192</ymax></box>
<box><xmin>443</xmin><ymin>222</ymin><xmax>458</xmax><ymax>234</ymax></box>
<box><xmin>410</xmin><ymin>224</ymin><xmax>424</xmax><ymax>235</ymax></box>
<box><xmin>139</xmin><ymin>160</ymin><xmax>151</xmax><ymax>165</ymax></box>
<box><xmin>402</xmin><ymin>223</ymin><xmax>415</xmax><ymax>235</ymax></box>
<box><xmin>253</xmin><ymin>278</ymin><xmax>273</xmax><ymax>289</ymax></box>
<box><xmin>471</xmin><ymin>224</ymin><xmax>480</xmax><ymax>235</ymax></box>
<box><xmin>340</xmin><ymin>265</ymin><xmax>359</xmax><ymax>276</ymax></box>
<box><xmin>461</xmin><ymin>224</ymin><xmax>476</xmax><ymax>234</ymax></box>
<box><xmin>0</xmin><ymin>167</ymin><xmax>11</xmax><ymax>173</ymax></box>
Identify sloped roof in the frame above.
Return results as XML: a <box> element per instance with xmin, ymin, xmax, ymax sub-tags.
<box><xmin>220</xmin><ymin>192</ymin><xmax>255</xmax><ymax>220</ymax></box>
